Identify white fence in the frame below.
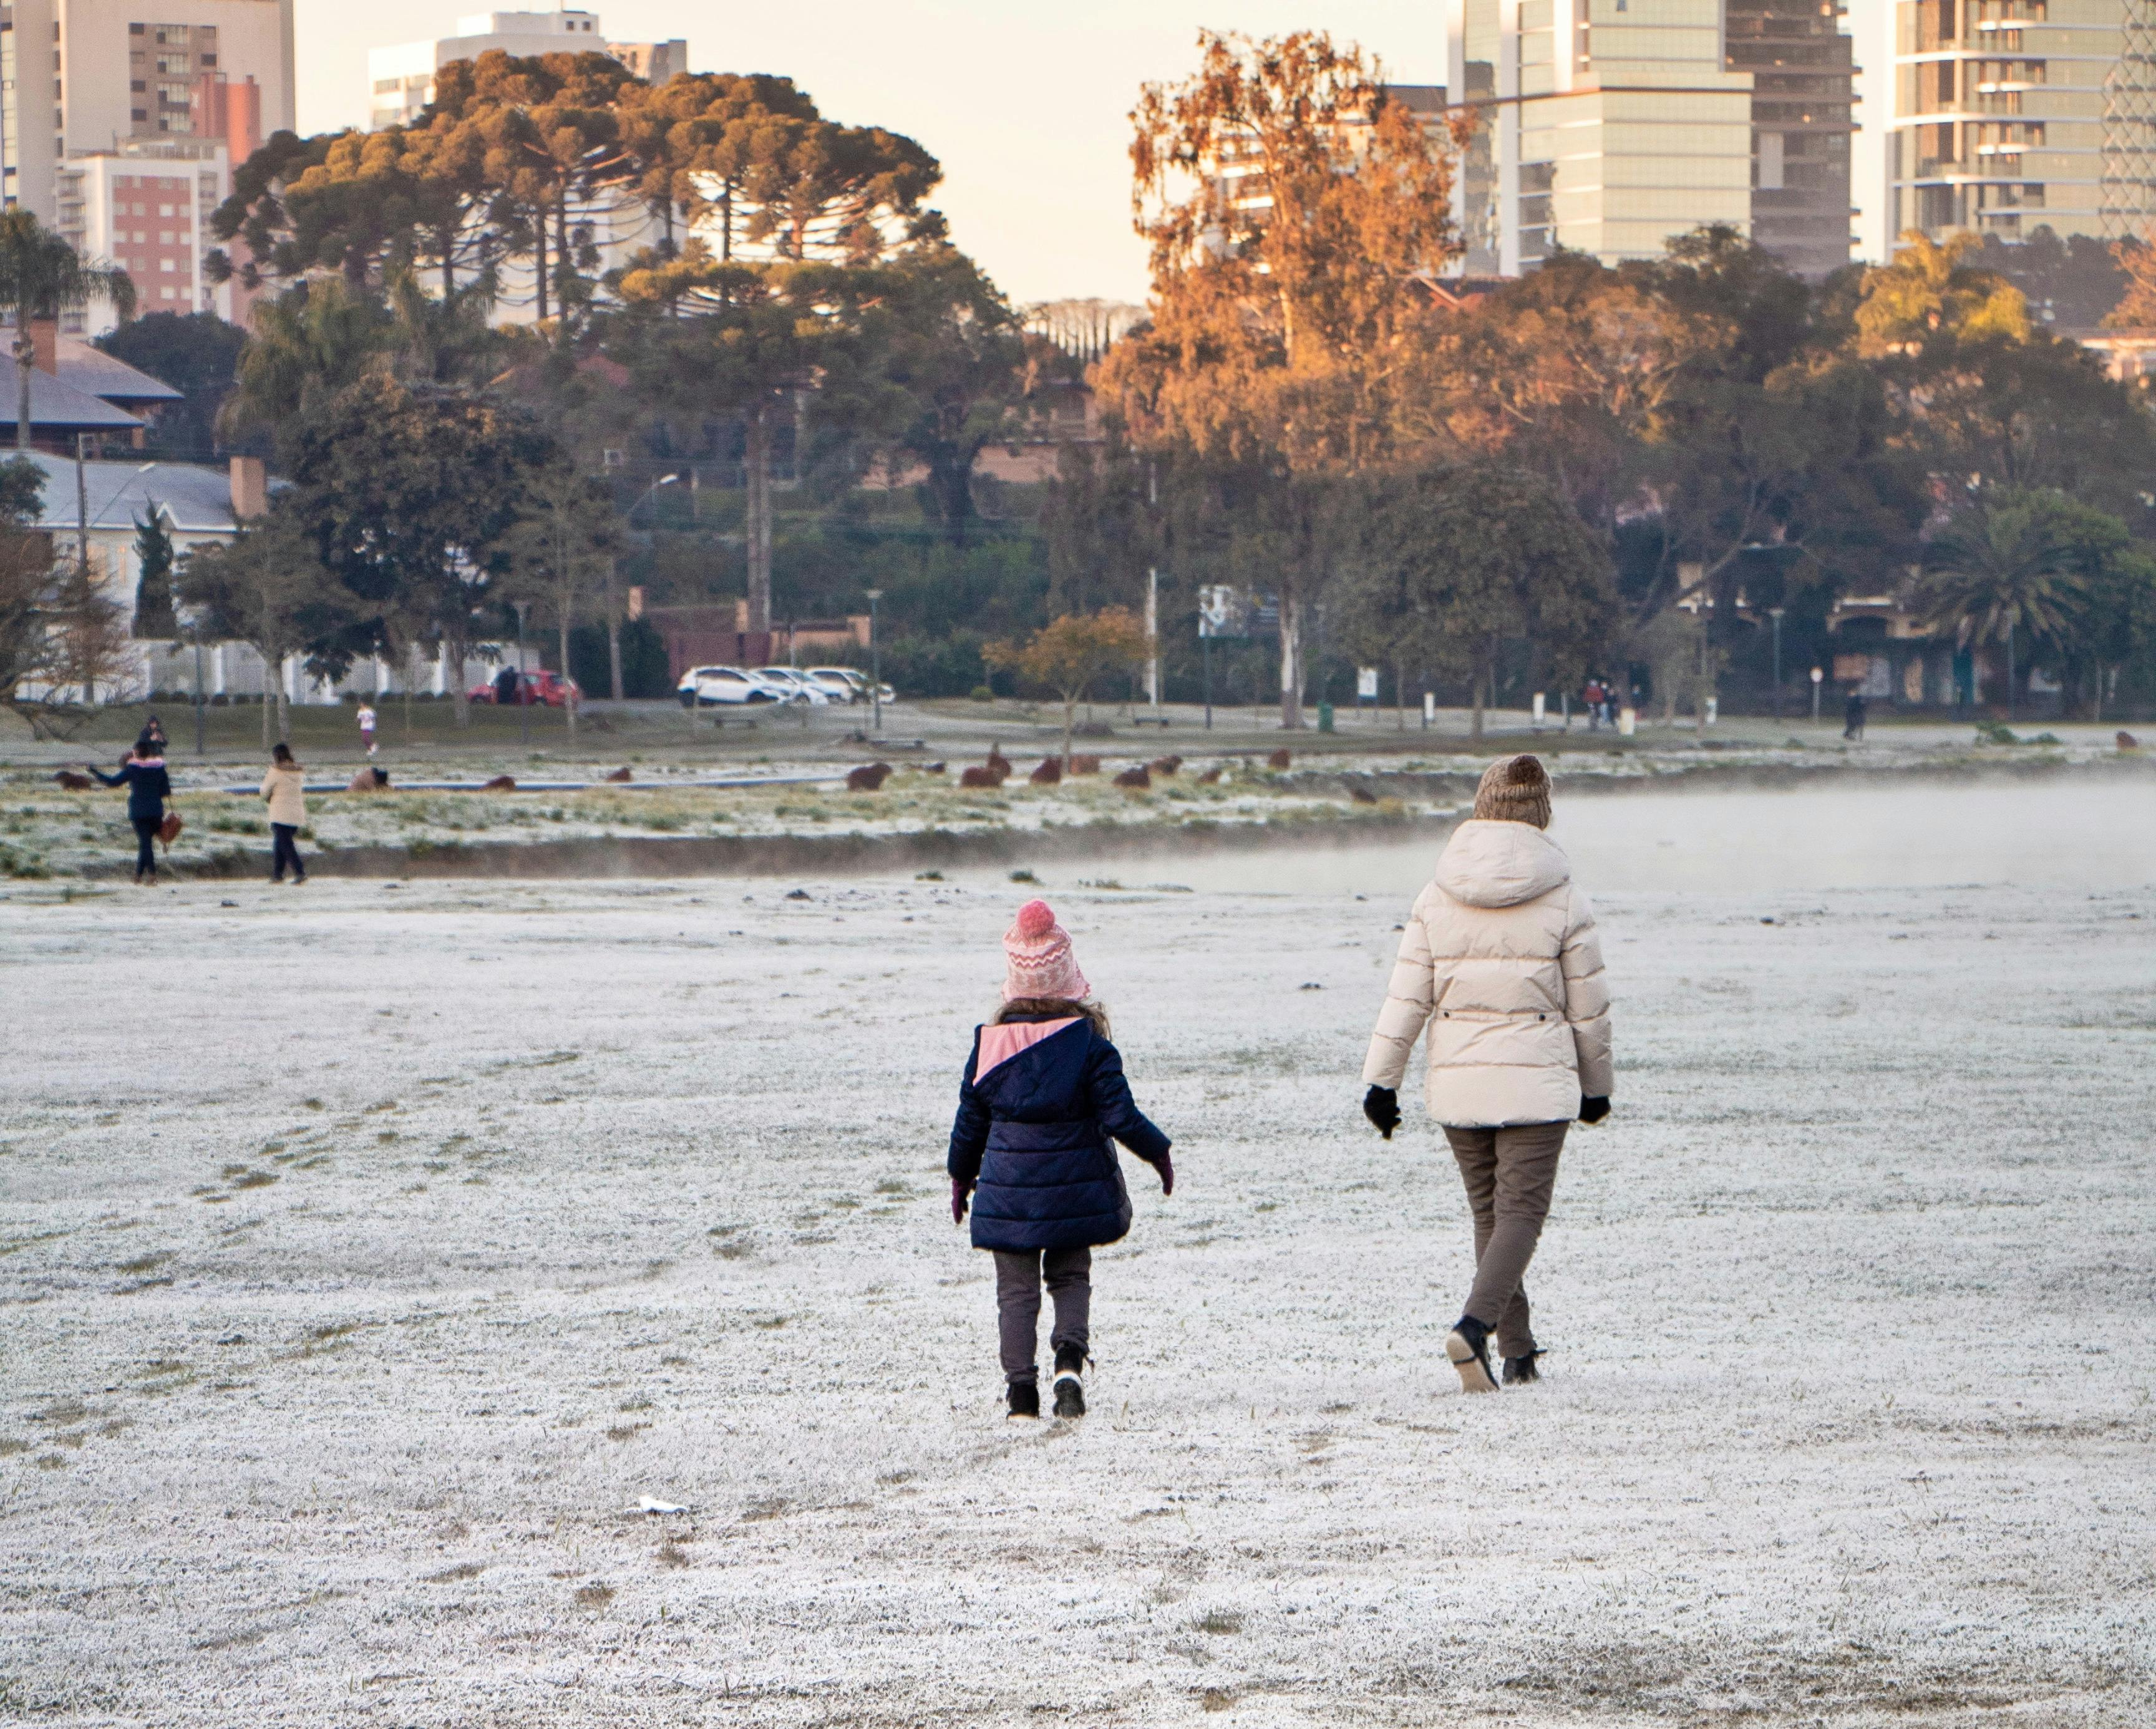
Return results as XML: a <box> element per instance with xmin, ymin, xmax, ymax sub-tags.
<box><xmin>132</xmin><ymin>641</ymin><xmax>541</xmax><ymax>704</ymax></box>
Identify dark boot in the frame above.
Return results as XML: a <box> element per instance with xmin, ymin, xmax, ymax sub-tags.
<box><xmin>1445</xmin><ymin>1316</ymin><xmax>1499</xmax><ymax>1395</ymax></box>
<box><xmin>1051</xmin><ymin>1342</ymin><xmax>1086</xmax><ymax>1418</ymax></box>
<box><xmin>1502</xmin><ymin>1350</ymin><xmax>1543</xmax><ymax>1386</ymax></box>
<box><xmin>1006</xmin><ymin>1378</ymin><xmax>1040</xmax><ymax>1420</ymax></box>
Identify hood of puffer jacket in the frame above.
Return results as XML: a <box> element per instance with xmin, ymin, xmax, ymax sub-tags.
<box><xmin>1433</xmin><ymin>818</ymin><xmax>1573</xmax><ymax>908</ymax></box>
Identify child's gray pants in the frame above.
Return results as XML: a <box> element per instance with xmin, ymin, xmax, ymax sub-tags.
<box><xmin>993</xmin><ymin>1246</ymin><xmax>1090</xmax><ymax>1383</ymax></box>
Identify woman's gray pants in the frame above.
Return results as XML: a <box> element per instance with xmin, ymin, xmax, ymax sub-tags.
<box><xmin>1442</xmin><ymin>1121</ymin><xmax>1568</xmax><ymax>1361</ymax></box>
<box><xmin>992</xmin><ymin>1246</ymin><xmax>1090</xmax><ymax>1384</ymax></box>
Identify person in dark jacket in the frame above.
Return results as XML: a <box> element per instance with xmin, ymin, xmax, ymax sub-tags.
<box><xmin>1843</xmin><ymin>690</ymin><xmax>1867</xmax><ymax>740</ymax></box>
<box><xmin>87</xmin><ymin>743</ymin><xmax>173</xmax><ymax>884</ymax></box>
<box><xmin>948</xmin><ymin>900</ymin><xmax>1172</xmax><ymax>1421</ymax></box>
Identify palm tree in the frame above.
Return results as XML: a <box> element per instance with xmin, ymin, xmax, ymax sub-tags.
<box><xmin>0</xmin><ymin>210</ymin><xmax>137</xmax><ymax>450</ymax></box>
<box><xmin>1913</xmin><ymin>488</ymin><xmax>2097</xmax><ymax>715</ymax></box>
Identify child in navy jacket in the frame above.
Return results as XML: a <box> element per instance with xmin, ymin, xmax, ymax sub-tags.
<box><xmin>949</xmin><ymin>900</ymin><xmax>1171</xmax><ymax>1420</ymax></box>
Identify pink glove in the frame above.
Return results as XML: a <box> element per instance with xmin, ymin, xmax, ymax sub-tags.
<box><xmin>951</xmin><ymin>1177</ymin><xmax>971</xmax><ymax>1225</ymax></box>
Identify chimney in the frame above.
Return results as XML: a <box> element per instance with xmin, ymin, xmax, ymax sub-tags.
<box><xmin>229</xmin><ymin>455</ymin><xmax>266</xmax><ymax>521</ymax></box>
<box><xmin>28</xmin><ymin>319</ymin><xmax>56</xmax><ymax>375</ymax></box>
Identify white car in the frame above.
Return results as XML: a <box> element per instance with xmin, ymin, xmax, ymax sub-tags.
<box><xmin>803</xmin><ymin>668</ymin><xmax>862</xmax><ymax>704</ymax></box>
<box><xmin>677</xmin><ymin>666</ymin><xmax>785</xmax><ymax>707</ymax></box>
<box><xmin>810</xmin><ymin>666</ymin><xmax>895</xmax><ymax>705</ymax></box>
<box><xmin>754</xmin><ymin>666</ymin><xmax>833</xmax><ymax>705</ymax></box>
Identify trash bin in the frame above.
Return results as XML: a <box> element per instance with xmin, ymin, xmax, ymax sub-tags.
<box><xmin>1317</xmin><ymin>701</ymin><xmax>1335</xmax><ymax>733</ymax></box>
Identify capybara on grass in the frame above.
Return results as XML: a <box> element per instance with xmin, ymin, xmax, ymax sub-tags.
<box><xmin>1069</xmin><ymin>754</ymin><xmax>1101</xmax><ymax>775</ymax></box>
<box><xmin>847</xmin><ymin>762</ymin><xmax>893</xmax><ymax>792</ymax></box>
<box><xmin>52</xmin><ymin>769</ymin><xmax>92</xmax><ymax>790</ymax></box>
<box><xmin>1113</xmin><ymin>765</ymin><xmax>1152</xmax><ymax>790</ymax></box>
<box><xmin>1029</xmin><ymin>757</ymin><xmax>1062</xmax><ymax>785</ymax></box>
<box><xmin>959</xmin><ymin>765</ymin><xmax>1004</xmax><ymax>790</ymax></box>
<box><xmin>1267</xmin><ymin>748</ymin><xmax>1292</xmax><ymax>770</ymax></box>
<box><xmin>1148</xmin><ymin>755</ymin><xmax>1182</xmax><ymax>777</ymax></box>
<box><xmin>481</xmin><ymin>775</ymin><xmax>517</xmax><ymax>792</ymax></box>
<box><xmin>605</xmin><ymin>767</ymin><xmax>634</xmax><ymax>783</ymax></box>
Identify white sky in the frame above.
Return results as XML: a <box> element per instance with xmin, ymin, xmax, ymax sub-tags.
<box><xmin>294</xmin><ymin>1</ymin><xmax>1892</xmax><ymax>310</ymax></box>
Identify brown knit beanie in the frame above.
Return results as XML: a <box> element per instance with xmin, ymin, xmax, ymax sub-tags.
<box><xmin>1472</xmin><ymin>753</ymin><xmax>1552</xmax><ymax>828</ymax></box>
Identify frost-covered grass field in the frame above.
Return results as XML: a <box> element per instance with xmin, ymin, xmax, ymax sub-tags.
<box><xmin>3</xmin><ymin>784</ymin><xmax>2153</xmax><ymax>1727</ymax></box>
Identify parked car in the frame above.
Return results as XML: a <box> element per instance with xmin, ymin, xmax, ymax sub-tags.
<box><xmin>804</xmin><ymin>668</ymin><xmax>864</xmax><ymax>703</ymax></box>
<box><xmin>677</xmin><ymin>665</ymin><xmax>786</xmax><ymax>707</ymax></box>
<box><xmin>754</xmin><ymin>666</ymin><xmax>833</xmax><ymax>705</ymax></box>
<box><xmin>811</xmin><ymin>666</ymin><xmax>895</xmax><ymax>705</ymax></box>
<box><xmin>468</xmin><ymin>669</ymin><xmax>580</xmax><ymax>707</ymax></box>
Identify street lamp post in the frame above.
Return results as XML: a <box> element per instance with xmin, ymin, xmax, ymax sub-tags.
<box><xmin>865</xmin><ymin>588</ymin><xmax>883</xmax><ymax>737</ymax></box>
<box><xmin>1768</xmin><ymin>606</ymin><xmax>1785</xmax><ymax>719</ymax></box>
<box><xmin>1810</xmin><ymin>664</ymin><xmax>1823</xmax><ymax>725</ymax></box>
<box><xmin>628</xmin><ymin>472</ymin><xmax>680</xmax><ymax>525</ymax></box>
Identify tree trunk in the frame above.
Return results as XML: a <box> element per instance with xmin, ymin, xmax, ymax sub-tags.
<box><xmin>1062</xmin><ymin>691</ymin><xmax>1077</xmax><ymax>770</ymax></box>
<box><xmin>1470</xmin><ymin>666</ymin><xmax>1485</xmax><ymax>739</ymax></box>
<box><xmin>1394</xmin><ymin>657</ymin><xmax>1406</xmax><ymax>730</ymax></box>
<box><xmin>261</xmin><ymin>654</ymin><xmax>274</xmax><ymax>747</ymax></box>
<box><xmin>606</xmin><ymin>562</ymin><xmax>624</xmax><ymax>700</ymax></box>
<box><xmin>533</xmin><ymin>202</ymin><xmax>549</xmax><ymax>325</ymax></box>
<box><xmin>1277</xmin><ymin>592</ymin><xmax>1303</xmax><ymax>730</ymax></box>
<box><xmin>15</xmin><ymin>339</ymin><xmax>32</xmax><ymax>452</ymax></box>
<box><xmin>404</xmin><ymin>641</ymin><xmax>418</xmax><ymax>736</ymax></box>
<box><xmin>450</xmin><ymin>634</ymin><xmax>470</xmax><ymax>727</ymax></box>
<box><xmin>745</xmin><ymin>397</ymin><xmax>773</xmax><ymax>634</ymax></box>
<box><xmin>559</xmin><ymin>605</ymin><xmax>576</xmax><ymax>735</ymax></box>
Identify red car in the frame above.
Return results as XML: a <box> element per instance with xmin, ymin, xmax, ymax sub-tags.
<box><xmin>467</xmin><ymin>670</ymin><xmax>581</xmax><ymax>708</ymax></box>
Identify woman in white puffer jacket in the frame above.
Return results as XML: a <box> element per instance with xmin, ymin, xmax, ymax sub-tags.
<box><xmin>1360</xmin><ymin>753</ymin><xmax>1613</xmax><ymax>1394</ymax></box>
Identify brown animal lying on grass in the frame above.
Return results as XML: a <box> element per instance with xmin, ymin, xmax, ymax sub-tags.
<box><xmin>847</xmin><ymin>762</ymin><xmax>893</xmax><ymax>792</ymax></box>
<box><xmin>959</xmin><ymin>765</ymin><xmax>1006</xmax><ymax>789</ymax></box>
<box><xmin>1113</xmin><ymin>765</ymin><xmax>1152</xmax><ymax>789</ymax></box>
<box><xmin>1029</xmin><ymin>757</ymin><xmax>1062</xmax><ymax>785</ymax></box>
<box><xmin>605</xmin><ymin>767</ymin><xmax>634</xmax><ymax>782</ymax></box>
<box><xmin>1148</xmin><ymin>755</ymin><xmax>1182</xmax><ymax>777</ymax></box>
<box><xmin>2120</xmin><ymin>731</ymin><xmax>2140</xmax><ymax>750</ymax></box>
<box><xmin>347</xmin><ymin>767</ymin><xmax>389</xmax><ymax>792</ymax></box>
<box><xmin>1068</xmin><ymin>754</ymin><xmax>1101</xmax><ymax>775</ymax></box>
<box><xmin>481</xmin><ymin>775</ymin><xmax>517</xmax><ymax>792</ymax></box>
<box><xmin>52</xmin><ymin>770</ymin><xmax>92</xmax><ymax>790</ymax></box>
<box><xmin>1267</xmin><ymin>748</ymin><xmax>1292</xmax><ymax>770</ymax></box>
<box><xmin>985</xmin><ymin>745</ymin><xmax>1012</xmax><ymax>780</ymax></box>
<box><xmin>1197</xmin><ymin>765</ymin><xmax>1224</xmax><ymax>784</ymax></box>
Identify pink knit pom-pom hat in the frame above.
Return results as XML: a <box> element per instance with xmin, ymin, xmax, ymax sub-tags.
<box><xmin>1002</xmin><ymin>898</ymin><xmax>1091</xmax><ymax>1002</ymax></box>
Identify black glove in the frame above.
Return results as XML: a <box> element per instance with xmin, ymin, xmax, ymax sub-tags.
<box><xmin>1578</xmin><ymin>1095</ymin><xmax>1610</xmax><ymax>1125</ymax></box>
<box><xmin>1362</xmin><ymin>1085</ymin><xmax>1400</xmax><ymax>1140</ymax></box>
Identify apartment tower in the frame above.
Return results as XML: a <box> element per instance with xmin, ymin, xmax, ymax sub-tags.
<box><xmin>1726</xmin><ymin>1</ymin><xmax>1857</xmax><ymax>276</ymax></box>
<box><xmin>1445</xmin><ymin>0</ymin><xmax>1855</xmax><ymax>278</ymax></box>
<box><xmin>0</xmin><ymin>0</ymin><xmax>294</xmax><ymax>224</ymax></box>
<box><xmin>1888</xmin><ymin>0</ymin><xmax>2156</xmax><ymax>245</ymax></box>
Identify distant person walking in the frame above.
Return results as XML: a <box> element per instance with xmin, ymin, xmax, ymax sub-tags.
<box><xmin>356</xmin><ymin>700</ymin><xmax>377</xmax><ymax>758</ymax></box>
<box><xmin>494</xmin><ymin>664</ymin><xmax>521</xmax><ymax>706</ymax></box>
<box><xmin>948</xmin><ymin>900</ymin><xmax>1173</xmax><ymax>1421</ymax></box>
<box><xmin>260</xmin><ymin>743</ymin><xmax>308</xmax><ymax>884</ymax></box>
<box><xmin>140</xmin><ymin>714</ymin><xmax>168</xmax><ymax>753</ymax></box>
<box><xmin>86</xmin><ymin>740</ymin><xmax>173</xmax><ymax>885</ymax></box>
<box><xmin>1360</xmin><ymin>755</ymin><xmax>1613</xmax><ymax>1394</ymax></box>
<box><xmin>1843</xmin><ymin>691</ymin><xmax>1867</xmax><ymax>741</ymax></box>
<box><xmin>1582</xmin><ymin>677</ymin><xmax>1605</xmax><ymax>732</ymax></box>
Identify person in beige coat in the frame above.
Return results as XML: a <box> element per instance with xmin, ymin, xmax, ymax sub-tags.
<box><xmin>260</xmin><ymin>743</ymin><xmax>308</xmax><ymax>884</ymax></box>
<box><xmin>1360</xmin><ymin>753</ymin><xmax>1612</xmax><ymax>1394</ymax></box>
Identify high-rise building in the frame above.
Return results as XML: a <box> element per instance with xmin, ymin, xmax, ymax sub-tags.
<box><xmin>0</xmin><ymin>0</ymin><xmax>294</xmax><ymax>226</ymax></box>
<box><xmin>367</xmin><ymin>11</ymin><xmax>688</xmax><ymax>129</ymax></box>
<box><xmin>55</xmin><ymin>138</ymin><xmax>233</xmax><ymax>334</ymax></box>
<box><xmin>1886</xmin><ymin>0</ymin><xmax>2156</xmax><ymax>246</ymax></box>
<box><xmin>1726</xmin><ymin>1</ymin><xmax>1857</xmax><ymax>277</ymax></box>
<box><xmin>1445</xmin><ymin>0</ymin><xmax>1758</xmax><ymax>275</ymax></box>
<box><xmin>1443</xmin><ymin>0</ymin><xmax>1855</xmax><ymax>278</ymax></box>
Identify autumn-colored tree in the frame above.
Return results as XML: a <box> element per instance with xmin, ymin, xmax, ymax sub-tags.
<box><xmin>1098</xmin><ymin>31</ymin><xmax>1464</xmax><ymax>726</ymax></box>
<box><xmin>985</xmin><ymin>607</ymin><xmax>1149</xmax><ymax>769</ymax></box>
<box><xmin>1854</xmin><ymin>231</ymin><xmax>2029</xmax><ymax>359</ymax></box>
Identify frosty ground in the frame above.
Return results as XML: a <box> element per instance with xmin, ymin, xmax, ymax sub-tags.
<box><xmin>2</xmin><ymin>784</ymin><xmax>2152</xmax><ymax>1727</ymax></box>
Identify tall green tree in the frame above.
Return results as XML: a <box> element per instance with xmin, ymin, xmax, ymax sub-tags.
<box><xmin>0</xmin><ymin>211</ymin><xmax>135</xmax><ymax>449</ymax></box>
<box><xmin>131</xmin><ymin>509</ymin><xmax>178</xmax><ymax>639</ymax></box>
<box><xmin>94</xmin><ymin>312</ymin><xmax>246</xmax><ymax>458</ymax></box>
<box><xmin>284</xmin><ymin>372</ymin><xmax>548</xmax><ymax>725</ymax></box>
